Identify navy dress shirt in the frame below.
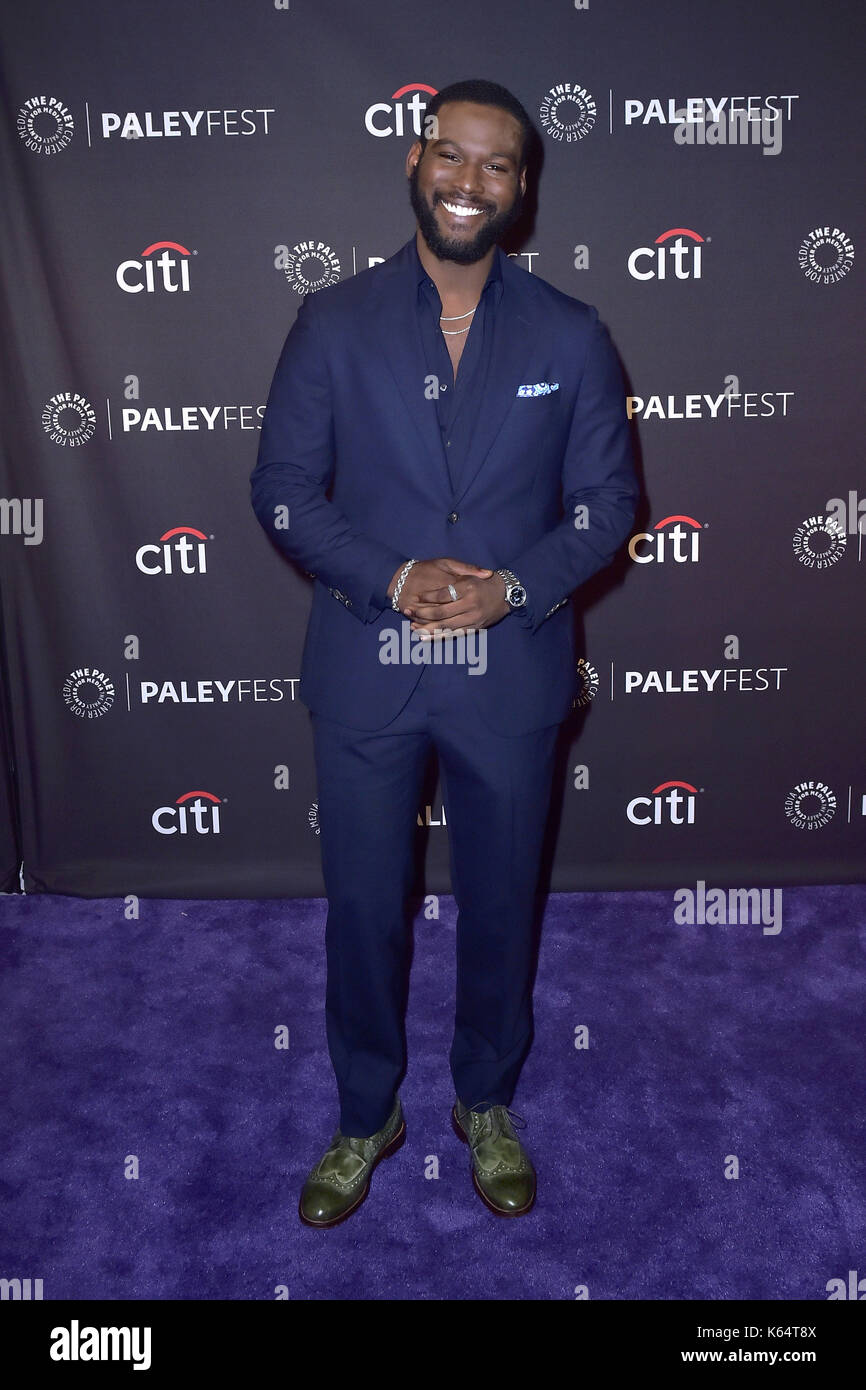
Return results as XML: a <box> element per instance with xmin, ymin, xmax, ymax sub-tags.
<box><xmin>411</xmin><ymin>235</ymin><xmax>503</xmax><ymax>495</ymax></box>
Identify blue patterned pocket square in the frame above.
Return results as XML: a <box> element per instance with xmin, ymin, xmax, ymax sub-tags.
<box><xmin>516</xmin><ymin>381</ymin><xmax>559</xmax><ymax>397</ymax></box>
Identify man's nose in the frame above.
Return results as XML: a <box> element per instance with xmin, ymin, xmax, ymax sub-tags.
<box><xmin>454</xmin><ymin>165</ymin><xmax>486</xmax><ymax>198</ymax></box>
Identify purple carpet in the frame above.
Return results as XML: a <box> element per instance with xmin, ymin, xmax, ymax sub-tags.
<box><xmin>1</xmin><ymin>886</ymin><xmax>864</xmax><ymax>1300</ymax></box>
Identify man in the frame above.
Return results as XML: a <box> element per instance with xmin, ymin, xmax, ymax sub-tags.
<box><xmin>250</xmin><ymin>79</ymin><xmax>638</xmax><ymax>1227</ymax></box>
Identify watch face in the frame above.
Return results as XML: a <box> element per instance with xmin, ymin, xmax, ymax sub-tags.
<box><xmin>508</xmin><ymin>585</ymin><xmax>527</xmax><ymax>607</ymax></box>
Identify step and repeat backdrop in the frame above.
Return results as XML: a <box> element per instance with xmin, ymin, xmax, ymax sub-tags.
<box><xmin>0</xmin><ymin>0</ymin><xmax>862</xmax><ymax>898</ymax></box>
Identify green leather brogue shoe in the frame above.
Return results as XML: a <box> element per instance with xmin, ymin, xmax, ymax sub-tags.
<box><xmin>452</xmin><ymin>1098</ymin><xmax>536</xmax><ymax>1217</ymax></box>
<box><xmin>298</xmin><ymin>1096</ymin><xmax>405</xmax><ymax>1228</ymax></box>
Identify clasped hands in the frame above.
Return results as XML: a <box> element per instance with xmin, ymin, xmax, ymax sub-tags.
<box><xmin>388</xmin><ymin>557</ymin><xmax>510</xmax><ymax>637</ymax></box>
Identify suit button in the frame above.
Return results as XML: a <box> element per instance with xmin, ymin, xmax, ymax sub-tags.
<box><xmin>448</xmin><ymin>511</ymin><xmax>459</xmax><ymax>524</ymax></box>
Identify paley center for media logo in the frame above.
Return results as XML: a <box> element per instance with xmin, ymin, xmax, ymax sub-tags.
<box><xmin>793</xmin><ymin>516</ymin><xmax>846</xmax><ymax>570</ymax></box>
<box><xmin>575</xmin><ymin>657</ymin><xmax>600</xmax><ymax>708</ymax></box>
<box><xmin>116</xmin><ymin>240</ymin><xmax>193</xmax><ymax>294</ymax></box>
<box><xmin>17</xmin><ymin>96</ymin><xmax>74</xmax><ymax>153</ymax></box>
<box><xmin>62</xmin><ymin>668</ymin><xmax>115</xmax><ymax>719</ymax></box>
<box><xmin>798</xmin><ymin>227</ymin><xmax>854</xmax><ymax>285</ymax></box>
<box><xmin>785</xmin><ymin>781</ymin><xmax>836</xmax><ymax>830</ymax></box>
<box><xmin>16</xmin><ymin>96</ymin><xmax>274</xmax><ymax>152</ymax></box>
<box><xmin>793</xmin><ymin>492</ymin><xmax>864</xmax><ymax>569</ymax></box>
<box><xmin>538</xmin><ymin>82</ymin><xmax>597</xmax><ymax>142</ymax></box>
<box><xmin>42</xmin><ymin>392</ymin><xmax>97</xmax><ymax>446</ymax></box>
<box><xmin>276</xmin><ymin>240</ymin><xmax>342</xmax><ymax>294</ymax></box>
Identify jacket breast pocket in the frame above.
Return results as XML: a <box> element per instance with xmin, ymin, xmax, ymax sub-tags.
<box><xmin>507</xmin><ymin>387</ymin><xmax>568</xmax><ymax>449</ymax></box>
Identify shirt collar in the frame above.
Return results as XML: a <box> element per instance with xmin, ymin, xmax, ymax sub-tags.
<box><xmin>410</xmin><ymin>233</ymin><xmax>502</xmax><ymax>304</ymax></box>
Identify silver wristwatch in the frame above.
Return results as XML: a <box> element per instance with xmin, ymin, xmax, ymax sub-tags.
<box><xmin>496</xmin><ymin>567</ymin><xmax>527</xmax><ymax>609</ymax></box>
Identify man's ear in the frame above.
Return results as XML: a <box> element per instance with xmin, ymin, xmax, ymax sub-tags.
<box><xmin>406</xmin><ymin>140</ymin><xmax>422</xmax><ymax>178</ymax></box>
<box><xmin>519</xmin><ymin>167</ymin><xmax>527</xmax><ymax>196</ymax></box>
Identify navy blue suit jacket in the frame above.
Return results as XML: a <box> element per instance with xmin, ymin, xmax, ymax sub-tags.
<box><xmin>250</xmin><ymin>236</ymin><xmax>639</xmax><ymax>734</ymax></box>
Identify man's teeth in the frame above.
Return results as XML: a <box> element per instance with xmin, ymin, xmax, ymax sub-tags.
<box><xmin>441</xmin><ymin>200</ymin><xmax>483</xmax><ymax>217</ymax></box>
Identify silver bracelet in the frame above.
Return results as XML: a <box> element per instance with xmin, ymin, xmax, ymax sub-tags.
<box><xmin>391</xmin><ymin>558</ymin><xmax>417</xmax><ymax>611</ymax></box>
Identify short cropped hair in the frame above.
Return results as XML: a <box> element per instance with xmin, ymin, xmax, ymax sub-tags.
<box><xmin>417</xmin><ymin>79</ymin><xmax>534</xmax><ymax>170</ymax></box>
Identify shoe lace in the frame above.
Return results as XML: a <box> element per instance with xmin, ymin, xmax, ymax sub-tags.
<box><xmin>341</xmin><ymin>1135</ymin><xmax>370</xmax><ymax>1155</ymax></box>
<box><xmin>464</xmin><ymin>1099</ymin><xmax>527</xmax><ymax>1143</ymax></box>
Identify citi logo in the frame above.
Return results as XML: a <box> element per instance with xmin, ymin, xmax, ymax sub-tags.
<box><xmin>152</xmin><ymin>790</ymin><xmax>222</xmax><ymax>835</ymax></box>
<box><xmin>116</xmin><ymin>241</ymin><xmax>192</xmax><ymax>293</ymax></box>
<box><xmin>628</xmin><ymin>780</ymin><xmax>698</xmax><ymax>825</ymax></box>
<box><xmin>365</xmin><ymin>83</ymin><xmax>437</xmax><ymax>137</ymax></box>
<box><xmin>135</xmin><ymin>526</ymin><xmax>209</xmax><ymax>575</ymax></box>
<box><xmin>629</xmin><ymin>514</ymin><xmax>704</xmax><ymax>564</ymax></box>
<box><xmin>628</xmin><ymin>228</ymin><xmax>705</xmax><ymax>280</ymax></box>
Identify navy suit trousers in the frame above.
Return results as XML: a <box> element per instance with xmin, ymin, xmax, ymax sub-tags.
<box><xmin>310</xmin><ymin>652</ymin><xmax>559</xmax><ymax>1137</ymax></box>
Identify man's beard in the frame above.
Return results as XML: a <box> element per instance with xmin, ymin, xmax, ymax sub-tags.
<box><xmin>408</xmin><ymin>160</ymin><xmax>524</xmax><ymax>264</ymax></box>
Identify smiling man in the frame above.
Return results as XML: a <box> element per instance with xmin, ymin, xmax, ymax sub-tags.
<box><xmin>250</xmin><ymin>78</ymin><xmax>639</xmax><ymax>1228</ymax></box>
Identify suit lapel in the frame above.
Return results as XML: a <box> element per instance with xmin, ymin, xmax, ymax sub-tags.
<box><xmin>362</xmin><ymin>241</ymin><xmax>544</xmax><ymax>504</ymax></box>
<box><xmin>451</xmin><ymin>259</ymin><xmax>542</xmax><ymax>504</ymax></box>
<box><xmin>363</xmin><ymin>246</ymin><xmax>452</xmax><ymax>498</ymax></box>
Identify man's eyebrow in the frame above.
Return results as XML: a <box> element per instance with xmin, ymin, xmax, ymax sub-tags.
<box><xmin>430</xmin><ymin>139</ymin><xmax>516</xmax><ymax>161</ymax></box>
